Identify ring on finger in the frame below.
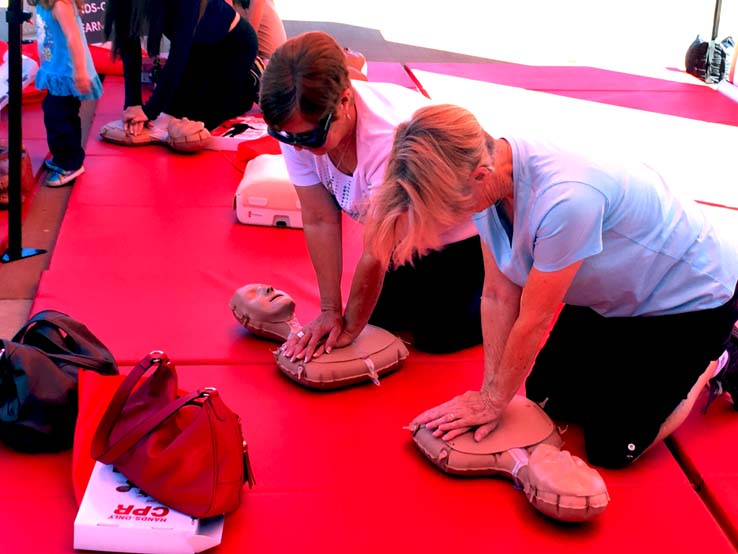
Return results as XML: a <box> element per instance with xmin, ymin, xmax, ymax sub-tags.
<box><xmin>296</xmin><ymin>330</ymin><xmax>305</xmax><ymax>338</ymax></box>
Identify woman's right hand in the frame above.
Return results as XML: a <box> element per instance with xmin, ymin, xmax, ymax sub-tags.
<box><xmin>123</xmin><ymin>105</ymin><xmax>149</xmax><ymax>136</ymax></box>
<box><xmin>411</xmin><ymin>390</ymin><xmax>502</xmax><ymax>442</ymax></box>
<box><xmin>280</xmin><ymin>309</ymin><xmax>345</xmax><ymax>363</ymax></box>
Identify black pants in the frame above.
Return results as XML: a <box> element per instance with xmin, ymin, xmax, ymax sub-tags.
<box><xmin>369</xmin><ymin>235</ymin><xmax>484</xmax><ymax>354</ymax></box>
<box><xmin>168</xmin><ymin>19</ymin><xmax>259</xmax><ymax>130</ymax></box>
<box><xmin>526</xmin><ymin>283</ymin><xmax>738</xmax><ymax>469</ymax></box>
<box><xmin>42</xmin><ymin>93</ymin><xmax>83</xmax><ymax>171</ymax></box>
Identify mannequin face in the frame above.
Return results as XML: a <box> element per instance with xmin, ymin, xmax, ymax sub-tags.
<box><xmin>239</xmin><ymin>284</ymin><xmax>296</xmax><ymax>321</ymax></box>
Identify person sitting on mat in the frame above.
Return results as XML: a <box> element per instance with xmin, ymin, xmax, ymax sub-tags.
<box><xmin>259</xmin><ymin>31</ymin><xmax>484</xmax><ymax>360</ymax></box>
<box><xmin>364</xmin><ymin>103</ymin><xmax>738</xmax><ymax>469</ymax></box>
<box><xmin>30</xmin><ymin>0</ymin><xmax>103</xmax><ymax>187</ymax></box>
<box><xmin>104</xmin><ymin>0</ymin><xmax>260</xmax><ymax>134</ymax></box>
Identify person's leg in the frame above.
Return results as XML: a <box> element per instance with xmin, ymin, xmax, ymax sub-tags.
<box><xmin>581</xmin><ymin>297</ymin><xmax>738</xmax><ymax>468</ymax></box>
<box><xmin>405</xmin><ymin>235</ymin><xmax>485</xmax><ymax>353</ymax></box>
<box><xmin>43</xmin><ymin>93</ymin><xmax>84</xmax><ymax>171</ymax></box>
<box><xmin>650</xmin><ymin>360</ymin><xmax>716</xmax><ymax>446</ymax></box>
<box><xmin>525</xmin><ymin>303</ymin><xmax>599</xmax><ymax>421</ymax></box>
<box><xmin>168</xmin><ymin>19</ymin><xmax>259</xmax><ymax>129</ymax></box>
<box><xmin>526</xmin><ymin>298</ymin><xmax>738</xmax><ymax>468</ymax></box>
<box><xmin>368</xmin><ymin>260</ymin><xmax>413</xmax><ymax>335</ymax></box>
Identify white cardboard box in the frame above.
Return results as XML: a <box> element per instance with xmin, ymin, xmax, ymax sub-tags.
<box><xmin>74</xmin><ymin>462</ymin><xmax>224</xmax><ymax>554</ymax></box>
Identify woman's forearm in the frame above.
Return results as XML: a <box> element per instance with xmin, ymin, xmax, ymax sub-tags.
<box><xmin>120</xmin><ymin>35</ymin><xmax>144</xmax><ymax>109</ymax></box>
<box><xmin>342</xmin><ymin>251</ymin><xmax>386</xmax><ymax>335</ymax></box>
<box><xmin>303</xmin><ymin>220</ymin><xmax>344</xmax><ymax>314</ymax></box>
<box><xmin>480</xmin><ymin>288</ymin><xmax>521</xmax><ymax>411</ymax></box>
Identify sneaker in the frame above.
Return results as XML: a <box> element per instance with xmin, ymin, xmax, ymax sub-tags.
<box><xmin>45</xmin><ymin>165</ymin><xmax>85</xmax><ymax>187</ymax></box>
<box><xmin>703</xmin><ymin>326</ymin><xmax>738</xmax><ymax>413</ymax></box>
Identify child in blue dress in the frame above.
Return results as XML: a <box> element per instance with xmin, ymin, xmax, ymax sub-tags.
<box><xmin>30</xmin><ymin>0</ymin><xmax>103</xmax><ymax>186</ymax></box>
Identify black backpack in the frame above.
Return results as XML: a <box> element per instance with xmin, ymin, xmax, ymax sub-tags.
<box><xmin>685</xmin><ymin>0</ymin><xmax>735</xmax><ymax>84</ymax></box>
<box><xmin>0</xmin><ymin>310</ymin><xmax>119</xmax><ymax>452</ymax></box>
<box><xmin>686</xmin><ymin>35</ymin><xmax>735</xmax><ymax>84</ymax></box>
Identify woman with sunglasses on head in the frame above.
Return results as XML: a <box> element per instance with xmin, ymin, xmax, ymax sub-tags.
<box><xmin>259</xmin><ymin>31</ymin><xmax>485</xmax><ymax>362</ymax></box>
<box><xmin>364</xmin><ymin>103</ymin><xmax>738</xmax><ymax>469</ymax></box>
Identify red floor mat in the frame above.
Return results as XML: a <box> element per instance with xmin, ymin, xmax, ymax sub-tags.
<box><xmin>670</xmin><ymin>392</ymin><xmax>738</xmax><ymax>548</ymax></box>
<box><xmin>1</xmin><ymin>360</ymin><xmax>734</xmax><ymax>553</ymax></box>
<box><xmin>405</xmin><ymin>62</ymin><xmax>738</xmax><ymax>125</ymax></box>
<box><xmin>11</xmin><ymin>62</ymin><xmax>738</xmax><ymax>554</ymax></box>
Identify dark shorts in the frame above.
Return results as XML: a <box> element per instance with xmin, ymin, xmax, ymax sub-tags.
<box><xmin>526</xmin><ymin>285</ymin><xmax>738</xmax><ymax>469</ymax></box>
<box><xmin>369</xmin><ymin>235</ymin><xmax>484</xmax><ymax>354</ymax></box>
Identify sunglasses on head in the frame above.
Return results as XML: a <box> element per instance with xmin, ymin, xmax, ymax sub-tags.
<box><xmin>267</xmin><ymin>112</ymin><xmax>333</xmax><ymax>149</ymax></box>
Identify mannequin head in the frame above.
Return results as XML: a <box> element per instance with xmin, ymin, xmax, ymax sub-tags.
<box><xmin>237</xmin><ymin>284</ymin><xmax>296</xmax><ymax>322</ymax></box>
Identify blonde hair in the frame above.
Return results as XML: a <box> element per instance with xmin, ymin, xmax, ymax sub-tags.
<box><xmin>365</xmin><ymin>104</ymin><xmax>490</xmax><ymax>267</ymax></box>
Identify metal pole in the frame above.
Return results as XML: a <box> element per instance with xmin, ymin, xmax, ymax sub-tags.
<box><xmin>2</xmin><ymin>0</ymin><xmax>45</xmax><ymax>263</ymax></box>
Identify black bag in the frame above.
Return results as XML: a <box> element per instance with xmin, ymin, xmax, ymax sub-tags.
<box><xmin>686</xmin><ymin>35</ymin><xmax>735</xmax><ymax>84</ymax></box>
<box><xmin>685</xmin><ymin>0</ymin><xmax>735</xmax><ymax>84</ymax></box>
<box><xmin>0</xmin><ymin>310</ymin><xmax>119</xmax><ymax>452</ymax></box>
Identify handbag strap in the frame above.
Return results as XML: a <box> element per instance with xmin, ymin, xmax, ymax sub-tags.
<box><xmin>91</xmin><ymin>351</ymin><xmax>176</xmax><ymax>459</ymax></box>
<box><xmin>95</xmin><ymin>388</ymin><xmax>203</xmax><ymax>463</ymax></box>
<box><xmin>12</xmin><ymin>310</ymin><xmax>116</xmax><ymax>374</ymax></box>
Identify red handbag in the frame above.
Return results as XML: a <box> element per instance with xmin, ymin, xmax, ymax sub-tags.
<box><xmin>90</xmin><ymin>351</ymin><xmax>254</xmax><ymax>518</ymax></box>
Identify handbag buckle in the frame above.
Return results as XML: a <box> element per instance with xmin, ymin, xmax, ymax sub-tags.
<box><xmin>200</xmin><ymin>387</ymin><xmax>218</xmax><ymax>397</ymax></box>
<box><xmin>147</xmin><ymin>350</ymin><xmax>167</xmax><ymax>366</ymax></box>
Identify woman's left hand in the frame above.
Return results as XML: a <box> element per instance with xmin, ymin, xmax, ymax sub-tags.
<box><xmin>411</xmin><ymin>390</ymin><xmax>502</xmax><ymax>442</ymax></box>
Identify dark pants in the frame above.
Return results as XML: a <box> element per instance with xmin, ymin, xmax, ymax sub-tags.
<box><xmin>42</xmin><ymin>93</ymin><xmax>84</xmax><ymax>171</ymax></box>
<box><xmin>370</xmin><ymin>235</ymin><xmax>484</xmax><ymax>354</ymax></box>
<box><xmin>168</xmin><ymin>19</ymin><xmax>259</xmax><ymax>130</ymax></box>
<box><xmin>526</xmin><ymin>283</ymin><xmax>738</xmax><ymax>469</ymax></box>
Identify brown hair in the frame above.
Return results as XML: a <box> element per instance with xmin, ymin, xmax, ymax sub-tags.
<box><xmin>259</xmin><ymin>31</ymin><xmax>351</xmax><ymax>128</ymax></box>
<box><xmin>28</xmin><ymin>0</ymin><xmax>84</xmax><ymax>11</ymax></box>
<box><xmin>365</xmin><ymin>104</ymin><xmax>491</xmax><ymax>266</ymax></box>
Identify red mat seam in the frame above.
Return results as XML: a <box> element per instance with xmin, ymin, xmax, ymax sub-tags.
<box><xmin>665</xmin><ymin>436</ymin><xmax>738</xmax><ymax>550</ymax></box>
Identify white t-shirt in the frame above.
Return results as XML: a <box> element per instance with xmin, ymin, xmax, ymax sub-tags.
<box><xmin>281</xmin><ymin>81</ymin><xmax>477</xmax><ymax>243</ymax></box>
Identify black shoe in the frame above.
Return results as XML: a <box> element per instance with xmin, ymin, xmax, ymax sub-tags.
<box><xmin>703</xmin><ymin>328</ymin><xmax>738</xmax><ymax>414</ymax></box>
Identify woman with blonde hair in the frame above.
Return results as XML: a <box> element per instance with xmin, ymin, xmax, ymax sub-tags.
<box><xmin>259</xmin><ymin>32</ymin><xmax>484</xmax><ymax>361</ymax></box>
<box><xmin>366</xmin><ymin>103</ymin><xmax>738</xmax><ymax>468</ymax></box>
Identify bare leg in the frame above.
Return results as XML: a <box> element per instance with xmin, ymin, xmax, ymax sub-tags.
<box><xmin>638</xmin><ymin>360</ymin><xmax>717</xmax><ymax>460</ymax></box>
